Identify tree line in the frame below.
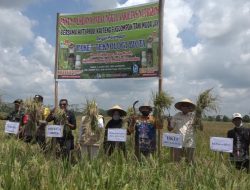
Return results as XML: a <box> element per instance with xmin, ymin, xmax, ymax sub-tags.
<box><xmin>205</xmin><ymin>115</ymin><xmax>250</xmax><ymax>123</ymax></box>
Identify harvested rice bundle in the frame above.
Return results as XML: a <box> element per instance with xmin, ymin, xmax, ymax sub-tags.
<box><xmin>194</xmin><ymin>88</ymin><xmax>218</xmax><ymax>130</ymax></box>
<box><xmin>83</xmin><ymin>99</ymin><xmax>99</xmax><ymax>132</ymax></box>
<box><xmin>54</xmin><ymin>108</ymin><xmax>67</xmax><ymax>124</ymax></box>
<box><xmin>152</xmin><ymin>91</ymin><xmax>174</xmax><ymax>128</ymax></box>
<box><xmin>23</xmin><ymin>98</ymin><xmax>42</xmax><ymax>137</ymax></box>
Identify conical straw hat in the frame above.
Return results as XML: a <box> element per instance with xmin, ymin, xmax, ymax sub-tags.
<box><xmin>107</xmin><ymin>105</ymin><xmax>127</xmax><ymax>117</ymax></box>
<box><xmin>175</xmin><ymin>99</ymin><xmax>196</xmax><ymax>111</ymax></box>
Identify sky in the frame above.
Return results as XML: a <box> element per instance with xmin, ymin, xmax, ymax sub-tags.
<box><xmin>0</xmin><ymin>0</ymin><xmax>250</xmax><ymax>117</ymax></box>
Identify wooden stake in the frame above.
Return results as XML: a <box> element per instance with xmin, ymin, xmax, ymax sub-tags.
<box><xmin>158</xmin><ymin>0</ymin><xmax>165</xmax><ymax>157</ymax></box>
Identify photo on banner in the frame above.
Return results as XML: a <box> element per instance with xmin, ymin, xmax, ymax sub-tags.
<box><xmin>56</xmin><ymin>2</ymin><xmax>160</xmax><ymax>79</ymax></box>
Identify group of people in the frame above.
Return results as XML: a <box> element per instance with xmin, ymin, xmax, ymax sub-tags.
<box><xmin>3</xmin><ymin>95</ymin><xmax>76</xmax><ymax>159</ymax></box>
<box><xmin>2</xmin><ymin>96</ymin><xmax>250</xmax><ymax>172</ymax></box>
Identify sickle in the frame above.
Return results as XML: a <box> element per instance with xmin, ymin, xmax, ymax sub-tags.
<box><xmin>133</xmin><ymin>100</ymin><xmax>139</xmax><ymax>114</ymax></box>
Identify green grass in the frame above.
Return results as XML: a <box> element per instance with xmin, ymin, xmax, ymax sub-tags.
<box><xmin>0</xmin><ymin>119</ymin><xmax>249</xmax><ymax>190</ymax></box>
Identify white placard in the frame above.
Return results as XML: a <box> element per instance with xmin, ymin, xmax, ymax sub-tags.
<box><xmin>162</xmin><ymin>133</ymin><xmax>183</xmax><ymax>148</ymax></box>
<box><xmin>210</xmin><ymin>137</ymin><xmax>233</xmax><ymax>153</ymax></box>
<box><xmin>5</xmin><ymin>121</ymin><xmax>20</xmax><ymax>134</ymax></box>
<box><xmin>46</xmin><ymin>125</ymin><xmax>63</xmax><ymax>138</ymax></box>
<box><xmin>107</xmin><ymin>128</ymin><xmax>127</xmax><ymax>142</ymax></box>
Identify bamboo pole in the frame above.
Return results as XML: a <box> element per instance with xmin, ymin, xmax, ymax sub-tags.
<box><xmin>158</xmin><ymin>0</ymin><xmax>165</xmax><ymax>157</ymax></box>
<box><xmin>54</xmin><ymin>13</ymin><xmax>60</xmax><ymax>108</ymax></box>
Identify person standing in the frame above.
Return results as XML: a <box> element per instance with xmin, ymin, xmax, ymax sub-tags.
<box><xmin>46</xmin><ymin>99</ymin><xmax>76</xmax><ymax>159</ymax></box>
<box><xmin>128</xmin><ymin>104</ymin><xmax>157</xmax><ymax>159</ymax></box>
<box><xmin>5</xmin><ymin>99</ymin><xmax>25</xmax><ymax>138</ymax></box>
<box><xmin>103</xmin><ymin>105</ymin><xmax>127</xmax><ymax>156</ymax></box>
<box><xmin>167</xmin><ymin>99</ymin><xmax>196</xmax><ymax>163</ymax></box>
<box><xmin>22</xmin><ymin>95</ymin><xmax>45</xmax><ymax>143</ymax></box>
<box><xmin>227</xmin><ymin>113</ymin><xmax>250</xmax><ymax>172</ymax></box>
<box><xmin>34</xmin><ymin>95</ymin><xmax>48</xmax><ymax>150</ymax></box>
<box><xmin>78</xmin><ymin>113</ymin><xmax>104</xmax><ymax>159</ymax></box>
<box><xmin>6</xmin><ymin>99</ymin><xmax>25</xmax><ymax>122</ymax></box>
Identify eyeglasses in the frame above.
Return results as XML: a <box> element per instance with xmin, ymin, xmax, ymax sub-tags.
<box><xmin>59</xmin><ymin>103</ymin><xmax>67</xmax><ymax>106</ymax></box>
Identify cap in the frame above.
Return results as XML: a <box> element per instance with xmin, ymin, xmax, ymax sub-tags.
<box><xmin>34</xmin><ymin>95</ymin><xmax>43</xmax><ymax>102</ymax></box>
<box><xmin>232</xmin><ymin>113</ymin><xmax>242</xmax><ymax>120</ymax></box>
<box><xmin>13</xmin><ymin>99</ymin><xmax>23</xmax><ymax>104</ymax></box>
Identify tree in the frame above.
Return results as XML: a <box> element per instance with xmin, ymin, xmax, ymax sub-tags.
<box><xmin>207</xmin><ymin>116</ymin><xmax>214</xmax><ymax>121</ymax></box>
<box><xmin>215</xmin><ymin>115</ymin><xmax>221</xmax><ymax>122</ymax></box>
<box><xmin>222</xmin><ymin>115</ymin><xmax>229</xmax><ymax>122</ymax></box>
<box><xmin>242</xmin><ymin>115</ymin><xmax>250</xmax><ymax>123</ymax></box>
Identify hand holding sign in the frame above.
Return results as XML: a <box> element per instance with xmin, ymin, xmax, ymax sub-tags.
<box><xmin>210</xmin><ymin>137</ymin><xmax>233</xmax><ymax>153</ymax></box>
<box><xmin>5</xmin><ymin>121</ymin><xmax>20</xmax><ymax>134</ymax></box>
<box><xmin>162</xmin><ymin>133</ymin><xmax>183</xmax><ymax>148</ymax></box>
<box><xmin>46</xmin><ymin>125</ymin><xmax>63</xmax><ymax>138</ymax></box>
<box><xmin>107</xmin><ymin>128</ymin><xmax>127</xmax><ymax>142</ymax></box>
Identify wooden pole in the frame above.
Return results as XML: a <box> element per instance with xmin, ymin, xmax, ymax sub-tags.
<box><xmin>158</xmin><ymin>0</ymin><xmax>165</xmax><ymax>157</ymax></box>
<box><xmin>54</xmin><ymin>13</ymin><xmax>60</xmax><ymax>108</ymax></box>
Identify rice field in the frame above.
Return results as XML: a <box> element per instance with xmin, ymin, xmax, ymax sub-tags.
<box><xmin>0</xmin><ymin>119</ymin><xmax>249</xmax><ymax>190</ymax></box>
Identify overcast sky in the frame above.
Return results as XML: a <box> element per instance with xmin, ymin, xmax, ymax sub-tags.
<box><xmin>0</xmin><ymin>0</ymin><xmax>250</xmax><ymax>117</ymax></box>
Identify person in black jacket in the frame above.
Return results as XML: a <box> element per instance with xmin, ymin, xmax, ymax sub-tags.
<box><xmin>46</xmin><ymin>99</ymin><xmax>76</xmax><ymax>159</ymax></box>
<box><xmin>103</xmin><ymin>105</ymin><xmax>127</xmax><ymax>156</ymax></box>
<box><xmin>6</xmin><ymin>99</ymin><xmax>25</xmax><ymax>138</ymax></box>
<box><xmin>227</xmin><ymin>113</ymin><xmax>250</xmax><ymax>172</ymax></box>
<box><xmin>7</xmin><ymin>99</ymin><xmax>25</xmax><ymax>122</ymax></box>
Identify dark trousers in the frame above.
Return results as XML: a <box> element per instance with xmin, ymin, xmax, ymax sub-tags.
<box><xmin>36</xmin><ymin>135</ymin><xmax>46</xmax><ymax>151</ymax></box>
<box><xmin>57</xmin><ymin>138</ymin><xmax>74</xmax><ymax>159</ymax></box>
<box><xmin>104</xmin><ymin>141</ymin><xmax>126</xmax><ymax>156</ymax></box>
<box><xmin>234</xmin><ymin>160</ymin><xmax>249</xmax><ymax>173</ymax></box>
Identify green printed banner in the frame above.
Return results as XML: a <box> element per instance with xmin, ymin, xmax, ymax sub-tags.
<box><xmin>56</xmin><ymin>2</ymin><xmax>160</xmax><ymax>79</ymax></box>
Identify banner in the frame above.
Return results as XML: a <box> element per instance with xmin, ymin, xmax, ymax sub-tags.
<box><xmin>5</xmin><ymin>121</ymin><xmax>19</xmax><ymax>134</ymax></box>
<box><xmin>56</xmin><ymin>2</ymin><xmax>160</xmax><ymax>79</ymax></box>
<box><xmin>210</xmin><ymin>137</ymin><xmax>233</xmax><ymax>153</ymax></box>
<box><xmin>107</xmin><ymin>128</ymin><xmax>127</xmax><ymax>142</ymax></box>
<box><xmin>46</xmin><ymin>125</ymin><xmax>63</xmax><ymax>138</ymax></box>
<box><xmin>162</xmin><ymin>133</ymin><xmax>183</xmax><ymax>148</ymax></box>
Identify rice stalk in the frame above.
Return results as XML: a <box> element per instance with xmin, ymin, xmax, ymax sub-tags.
<box><xmin>152</xmin><ymin>91</ymin><xmax>174</xmax><ymax>127</ymax></box>
<box><xmin>194</xmin><ymin>88</ymin><xmax>218</xmax><ymax>130</ymax></box>
<box><xmin>83</xmin><ymin>99</ymin><xmax>99</xmax><ymax>132</ymax></box>
<box><xmin>52</xmin><ymin>108</ymin><xmax>71</xmax><ymax>137</ymax></box>
<box><xmin>23</xmin><ymin>98</ymin><xmax>42</xmax><ymax>137</ymax></box>
<box><xmin>54</xmin><ymin>108</ymin><xmax>67</xmax><ymax>124</ymax></box>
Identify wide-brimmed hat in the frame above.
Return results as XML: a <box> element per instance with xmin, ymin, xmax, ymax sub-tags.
<box><xmin>139</xmin><ymin>103</ymin><xmax>153</xmax><ymax>113</ymax></box>
<box><xmin>175</xmin><ymin>99</ymin><xmax>196</xmax><ymax>111</ymax></box>
<box><xmin>232</xmin><ymin>113</ymin><xmax>242</xmax><ymax>121</ymax></box>
<box><xmin>107</xmin><ymin>105</ymin><xmax>127</xmax><ymax>117</ymax></box>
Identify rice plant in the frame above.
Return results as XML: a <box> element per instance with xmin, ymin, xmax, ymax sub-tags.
<box><xmin>152</xmin><ymin>91</ymin><xmax>174</xmax><ymax>127</ymax></box>
<box><xmin>194</xmin><ymin>88</ymin><xmax>218</xmax><ymax>130</ymax></box>
<box><xmin>0</xmin><ymin>118</ymin><xmax>249</xmax><ymax>190</ymax></box>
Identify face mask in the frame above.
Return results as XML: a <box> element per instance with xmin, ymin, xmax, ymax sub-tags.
<box><xmin>141</xmin><ymin>111</ymin><xmax>149</xmax><ymax>116</ymax></box>
<box><xmin>113</xmin><ymin>115</ymin><xmax>120</xmax><ymax>121</ymax></box>
<box><xmin>236</xmin><ymin>121</ymin><xmax>243</xmax><ymax>128</ymax></box>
